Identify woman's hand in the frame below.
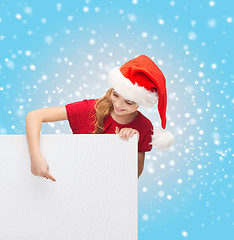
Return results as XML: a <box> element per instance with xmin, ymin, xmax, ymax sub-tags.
<box><xmin>115</xmin><ymin>126</ymin><xmax>140</xmax><ymax>142</ymax></box>
<box><xmin>30</xmin><ymin>153</ymin><xmax>56</xmax><ymax>182</ymax></box>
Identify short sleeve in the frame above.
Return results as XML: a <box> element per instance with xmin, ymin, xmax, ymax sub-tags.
<box><xmin>65</xmin><ymin>99</ymin><xmax>94</xmax><ymax>133</ymax></box>
<box><xmin>138</xmin><ymin>126</ymin><xmax>154</xmax><ymax>152</ymax></box>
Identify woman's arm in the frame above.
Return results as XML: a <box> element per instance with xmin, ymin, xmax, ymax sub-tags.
<box><xmin>138</xmin><ymin>152</ymin><xmax>145</xmax><ymax>178</ymax></box>
<box><xmin>26</xmin><ymin>106</ymin><xmax>68</xmax><ymax>156</ymax></box>
<box><xmin>25</xmin><ymin>106</ymin><xmax>68</xmax><ymax>181</ymax></box>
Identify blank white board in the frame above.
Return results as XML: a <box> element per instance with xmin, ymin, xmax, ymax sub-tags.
<box><xmin>0</xmin><ymin>134</ymin><xmax>138</xmax><ymax>240</ymax></box>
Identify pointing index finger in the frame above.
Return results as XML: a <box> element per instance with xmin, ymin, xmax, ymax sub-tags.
<box><xmin>46</xmin><ymin>173</ymin><xmax>56</xmax><ymax>182</ymax></box>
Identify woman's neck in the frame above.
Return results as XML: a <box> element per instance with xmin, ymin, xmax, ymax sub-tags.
<box><xmin>110</xmin><ymin>110</ymin><xmax>138</xmax><ymax>125</ymax></box>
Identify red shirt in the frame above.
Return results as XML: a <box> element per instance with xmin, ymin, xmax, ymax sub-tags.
<box><xmin>65</xmin><ymin>99</ymin><xmax>153</xmax><ymax>152</ymax></box>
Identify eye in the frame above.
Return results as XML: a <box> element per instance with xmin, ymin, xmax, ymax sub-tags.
<box><xmin>113</xmin><ymin>91</ymin><xmax>134</xmax><ymax>105</ymax></box>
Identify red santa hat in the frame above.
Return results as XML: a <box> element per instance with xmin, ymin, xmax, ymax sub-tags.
<box><xmin>108</xmin><ymin>55</ymin><xmax>175</xmax><ymax>150</ymax></box>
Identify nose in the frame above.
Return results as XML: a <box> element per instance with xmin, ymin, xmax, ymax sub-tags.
<box><xmin>115</xmin><ymin>98</ymin><xmax>125</xmax><ymax>109</ymax></box>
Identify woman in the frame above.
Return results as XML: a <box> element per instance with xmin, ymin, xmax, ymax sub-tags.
<box><xmin>25</xmin><ymin>55</ymin><xmax>175</xmax><ymax>182</ymax></box>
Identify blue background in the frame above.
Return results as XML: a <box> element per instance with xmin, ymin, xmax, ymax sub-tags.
<box><xmin>0</xmin><ymin>0</ymin><xmax>233</xmax><ymax>239</ymax></box>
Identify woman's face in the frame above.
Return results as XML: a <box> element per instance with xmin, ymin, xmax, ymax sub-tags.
<box><xmin>110</xmin><ymin>89</ymin><xmax>139</xmax><ymax>115</ymax></box>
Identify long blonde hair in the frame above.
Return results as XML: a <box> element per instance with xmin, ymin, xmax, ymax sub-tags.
<box><xmin>89</xmin><ymin>88</ymin><xmax>114</xmax><ymax>134</ymax></box>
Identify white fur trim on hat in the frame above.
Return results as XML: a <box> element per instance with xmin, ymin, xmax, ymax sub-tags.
<box><xmin>150</xmin><ymin>128</ymin><xmax>175</xmax><ymax>150</ymax></box>
<box><xmin>108</xmin><ymin>67</ymin><xmax>158</xmax><ymax>108</ymax></box>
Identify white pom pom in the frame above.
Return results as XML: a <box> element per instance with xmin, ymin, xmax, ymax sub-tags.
<box><xmin>150</xmin><ymin>128</ymin><xmax>175</xmax><ymax>150</ymax></box>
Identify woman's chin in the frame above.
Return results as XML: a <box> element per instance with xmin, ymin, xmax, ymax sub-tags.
<box><xmin>115</xmin><ymin>110</ymin><xmax>124</xmax><ymax>115</ymax></box>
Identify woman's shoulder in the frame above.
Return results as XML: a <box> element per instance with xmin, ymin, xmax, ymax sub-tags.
<box><xmin>67</xmin><ymin>98</ymin><xmax>98</xmax><ymax>106</ymax></box>
<box><xmin>78</xmin><ymin>98</ymin><xmax>98</xmax><ymax>103</ymax></box>
<box><xmin>65</xmin><ymin>98</ymin><xmax>98</xmax><ymax>114</ymax></box>
<box><xmin>137</xmin><ymin>111</ymin><xmax>154</xmax><ymax>129</ymax></box>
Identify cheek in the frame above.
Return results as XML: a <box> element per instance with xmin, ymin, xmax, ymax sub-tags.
<box><xmin>129</xmin><ymin>105</ymin><xmax>138</xmax><ymax>112</ymax></box>
<box><xmin>125</xmin><ymin>105</ymin><xmax>134</xmax><ymax>111</ymax></box>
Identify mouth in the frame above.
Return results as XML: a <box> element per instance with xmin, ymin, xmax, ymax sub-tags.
<box><xmin>114</xmin><ymin>106</ymin><xmax>125</xmax><ymax>112</ymax></box>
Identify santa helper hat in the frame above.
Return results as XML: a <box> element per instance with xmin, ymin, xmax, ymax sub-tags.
<box><xmin>108</xmin><ymin>55</ymin><xmax>175</xmax><ymax>150</ymax></box>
